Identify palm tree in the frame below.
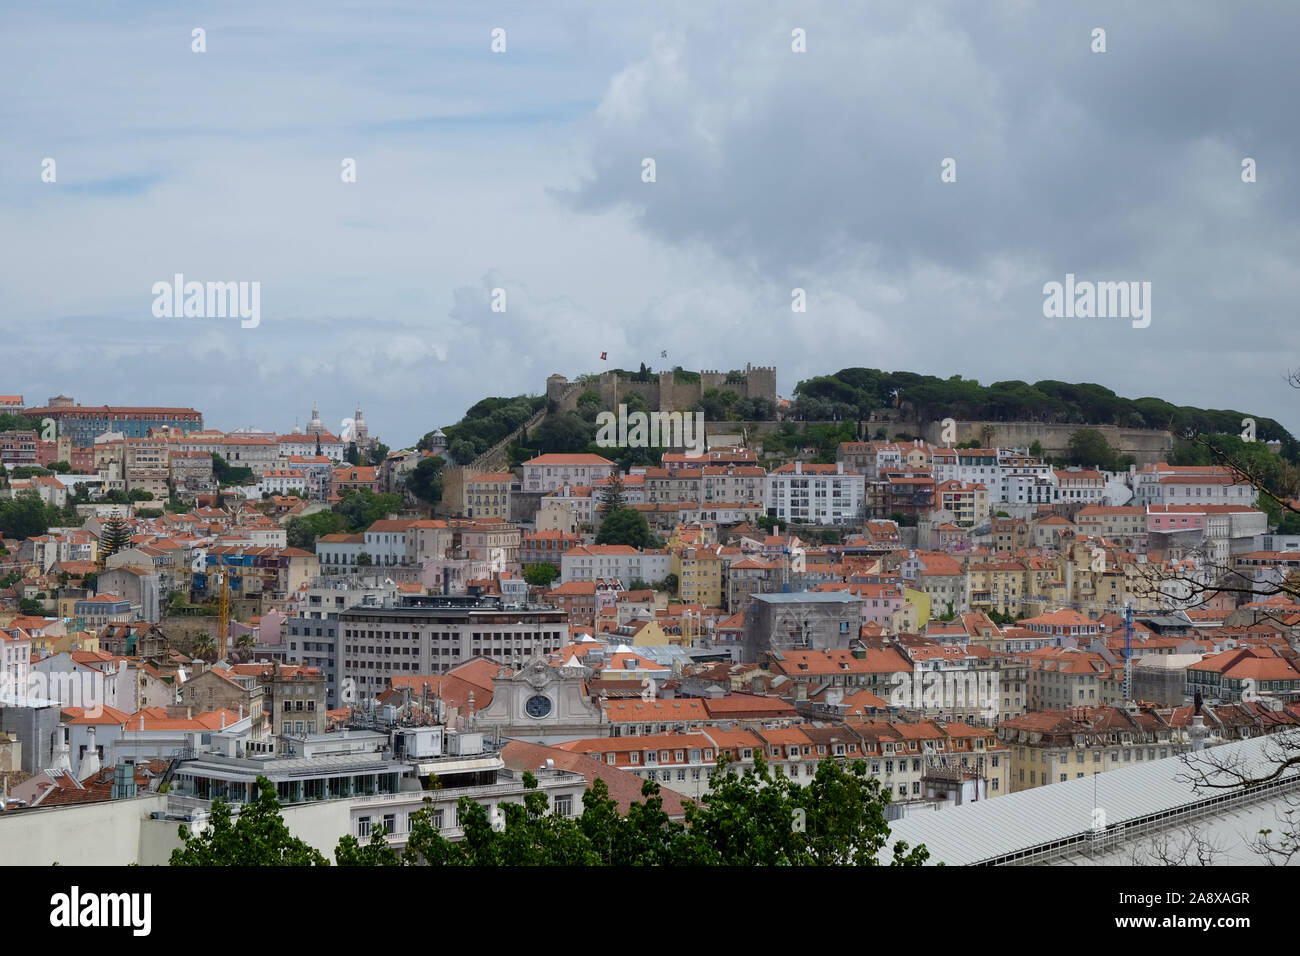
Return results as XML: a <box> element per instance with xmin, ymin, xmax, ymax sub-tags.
<box><xmin>191</xmin><ymin>634</ymin><xmax>217</xmax><ymax>661</ymax></box>
<box><xmin>234</xmin><ymin>633</ymin><xmax>256</xmax><ymax>662</ymax></box>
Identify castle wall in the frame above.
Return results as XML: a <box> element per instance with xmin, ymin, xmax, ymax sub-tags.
<box><xmin>918</xmin><ymin>420</ymin><xmax>1174</xmax><ymax>467</ymax></box>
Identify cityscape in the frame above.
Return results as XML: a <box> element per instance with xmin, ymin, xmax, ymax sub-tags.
<box><xmin>1</xmin><ymin>0</ymin><xmax>1292</xmax><ymax>930</ymax></box>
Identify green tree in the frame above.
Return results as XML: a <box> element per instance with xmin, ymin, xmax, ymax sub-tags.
<box><xmin>1065</xmin><ymin>428</ymin><xmax>1119</xmax><ymax>470</ymax></box>
<box><xmin>171</xmin><ymin>776</ymin><xmax>328</xmax><ymax>866</ymax></box>
<box><xmin>0</xmin><ymin>490</ymin><xmax>52</xmax><ymax>539</ymax></box>
<box><xmin>673</xmin><ymin>753</ymin><xmax>928</xmax><ymax>865</ymax></box>
<box><xmin>523</xmin><ymin>562</ymin><xmax>560</xmax><ymax>587</ymax></box>
<box><xmin>210</xmin><ymin>453</ymin><xmax>254</xmax><ymax>486</ymax></box>
<box><xmin>48</xmin><ymin>461</ymin><xmax>73</xmax><ymax>474</ymax></box>
<box><xmin>597</xmin><ymin>474</ymin><xmax>626</xmax><ymax>516</ymax></box>
<box><xmin>335</xmin><ymin>826</ymin><xmax>401</xmax><ymax>866</ymax></box>
<box><xmin>533</xmin><ymin>412</ymin><xmax>594</xmax><ymax>455</ymax></box>
<box><xmin>98</xmin><ymin>511</ymin><xmax>132</xmax><ymax>558</ymax></box>
<box><xmin>334</xmin><ymin>489</ymin><xmax>404</xmax><ymax>532</ymax></box>
<box><xmin>447</xmin><ymin>438</ymin><xmax>477</xmax><ymax>465</ymax></box>
<box><xmin>285</xmin><ymin>516</ymin><xmax>316</xmax><ymax>549</ymax></box>
<box><xmin>406</xmin><ymin>455</ymin><xmax>445</xmax><ymax>505</ymax></box>
<box><xmin>356</xmin><ymin>551</ymin><xmax>373</xmax><ymax>567</ymax></box>
<box><xmin>595</xmin><ymin>507</ymin><xmax>655</xmax><ymax>549</ymax></box>
<box><xmin>1028</xmin><ymin>440</ymin><xmax>1044</xmax><ymax>458</ymax></box>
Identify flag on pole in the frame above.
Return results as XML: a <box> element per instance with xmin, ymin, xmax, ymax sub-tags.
<box><xmin>660</xmin><ymin>350</ymin><xmax>667</xmax><ymax>358</ymax></box>
<box><xmin>600</xmin><ymin>351</ymin><xmax>607</xmax><ymax>360</ymax></box>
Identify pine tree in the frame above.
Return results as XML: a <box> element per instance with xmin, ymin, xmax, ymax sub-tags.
<box><xmin>99</xmin><ymin>511</ymin><xmax>132</xmax><ymax>561</ymax></box>
<box><xmin>597</xmin><ymin>473</ymin><xmax>626</xmax><ymax>516</ymax></box>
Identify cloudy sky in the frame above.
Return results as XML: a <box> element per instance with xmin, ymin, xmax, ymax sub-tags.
<box><xmin>2</xmin><ymin>0</ymin><xmax>1297</xmax><ymax>446</ymax></box>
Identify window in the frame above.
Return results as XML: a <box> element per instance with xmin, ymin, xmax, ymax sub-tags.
<box><xmin>357</xmin><ymin>816</ymin><xmax>371</xmax><ymax>838</ymax></box>
<box><xmin>554</xmin><ymin>795</ymin><xmax>573</xmax><ymax>817</ymax></box>
<box><xmin>383</xmin><ymin>813</ymin><xmax>396</xmax><ymax>834</ymax></box>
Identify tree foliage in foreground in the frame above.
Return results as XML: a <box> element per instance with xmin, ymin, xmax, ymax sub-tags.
<box><xmin>171</xmin><ymin>758</ymin><xmax>928</xmax><ymax>867</ymax></box>
<box><xmin>170</xmin><ymin>776</ymin><xmax>328</xmax><ymax>866</ymax></box>
<box><xmin>392</xmin><ymin>755</ymin><xmax>927</xmax><ymax>867</ymax></box>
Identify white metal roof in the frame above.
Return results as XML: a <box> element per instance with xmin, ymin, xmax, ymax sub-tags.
<box><xmin>884</xmin><ymin>734</ymin><xmax>1300</xmax><ymax>865</ymax></box>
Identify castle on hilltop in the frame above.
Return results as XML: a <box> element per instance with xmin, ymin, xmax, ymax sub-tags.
<box><xmin>547</xmin><ymin>363</ymin><xmax>776</xmax><ymax>413</ymax></box>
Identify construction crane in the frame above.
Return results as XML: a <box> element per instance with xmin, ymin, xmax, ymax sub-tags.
<box><xmin>217</xmin><ymin>566</ymin><xmax>230</xmax><ymax>661</ymax></box>
<box><xmin>1024</xmin><ymin>594</ymin><xmax>1143</xmax><ymax>700</ymax></box>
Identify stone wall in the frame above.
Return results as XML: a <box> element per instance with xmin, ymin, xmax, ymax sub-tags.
<box><xmin>918</xmin><ymin>420</ymin><xmax>1174</xmax><ymax>467</ymax></box>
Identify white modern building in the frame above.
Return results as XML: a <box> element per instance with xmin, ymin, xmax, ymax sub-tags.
<box><xmin>764</xmin><ymin>462</ymin><xmax>865</xmax><ymax>525</ymax></box>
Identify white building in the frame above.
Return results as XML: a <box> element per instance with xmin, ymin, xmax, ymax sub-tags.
<box><xmin>764</xmin><ymin>462</ymin><xmax>865</xmax><ymax>525</ymax></box>
<box><xmin>522</xmin><ymin>454</ymin><xmax>618</xmax><ymax>494</ymax></box>
<box><xmin>560</xmin><ymin>545</ymin><xmax>671</xmax><ymax>588</ymax></box>
<box><xmin>541</xmin><ymin>486</ymin><xmax>597</xmax><ymax>528</ymax></box>
<box><xmin>1053</xmin><ymin>469</ymin><xmax>1105</xmax><ymax>504</ymax></box>
<box><xmin>258</xmin><ymin>468</ymin><xmax>306</xmax><ymax>496</ymax></box>
<box><xmin>364</xmin><ymin>520</ymin><xmax>415</xmax><ymax>568</ymax></box>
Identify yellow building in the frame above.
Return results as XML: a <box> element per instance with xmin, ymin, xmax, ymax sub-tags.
<box><xmin>463</xmin><ymin>472</ymin><xmax>513</xmax><ymax>520</ymax></box>
<box><xmin>902</xmin><ymin>587</ymin><xmax>930</xmax><ymax>628</ymax></box>
<box><xmin>671</xmin><ymin>547</ymin><xmax>723</xmax><ymax>608</ymax></box>
<box><xmin>935</xmin><ymin>480</ymin><xmax>990</xmax><ymax>529</ymax></box>
<box><xmin>999</xmin><ymin>705</ymin><xmax>1186</xmax><ymax>793</ymax></box>
<box><xmin>967</xmin><ymin>559</ymin><xmax>1028</xmax><ymax>616</ymax></box>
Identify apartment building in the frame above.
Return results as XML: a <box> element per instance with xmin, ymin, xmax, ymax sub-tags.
<box><xmin>1132</xmin><ymin>462</ymin><xmax>1251</xmax><ymax>507</ymax></box>
<box><xmin>935</xmin><ymin>479</ymin><xmax>989</xmax><ymax>528</ymax></box>
<box><xmin>21</xmin><ymin>401</ymin><xmax>203</xmax><ymax>446</ymax></box>
<box><xmin>338</xmin><ymin>594</ymin><xmax>568</xmax><ymax>695</ymax></box>
<box><xmin>700</xmin><ymin>465</ymin><xmax>766</xmax><ymax>504</ymax></box>
<box><xmin>1074</xmin><ymin>505</ymin><xmax>1147</xmax><ymax>546</ymax></box>
<box><xmin>364</xmin><ymin>519</ymin><xmax>417</xmax><ymax>567</ymax></box>
<box><xmin>520</xmin><ymin>531</ymin><xmax>581</xmax><ymax>567</ymax></box>
<box><xmin>998</xmin><ymin>705</ymin><xmax>1187</xmax><ymax>793</ymax></box>
<box><xmin>1186</xmin><ymin>647</ymin><xmax>1300</xmax><ymax>703</ymax></box>
<box><xmin>0</xmin><ymin>430</ymin><xmax>38</xmax><ymax>467</ymax></box>
<box><xmin>672</xmin><ymin>546</ymin><xmax>723</xmax><ymax>606</ymax></box>
<box><xmin>765</xmin><ymin>462</ymin><xmax>865</xmax><ymax>525</ymax></box>
<box><xmin>1026</xmin><ymin>646</ymin><xmax>1117</xmax><ymax>711</ymax></box>
<box><xmin>259</xmin><ymin>468</ymin><xmax>307</xmax><ymax>496</ymax></box>
<box><xmin>523</xmin><ymin>453</ymin><xmax>618</xmax><ymax>493</ymax></box>
<box><xmin>561</xmin><ymin>545</ymin><xmax>670</xmax><ymax>588</ymax></box>
<box><xmin>1053</xmin><ymin>468</ymin><xmax>1105</xmax><ymax>504</ymax></box>
<box><xmin>931</xmin><ymin>447</ymin><xmax>1000</xmax><ymax>489</ymax></box>
<box><xmin>464</xmin><ymin>472</ymin><xmax>513</xmax><ymax>520</ymax></box>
